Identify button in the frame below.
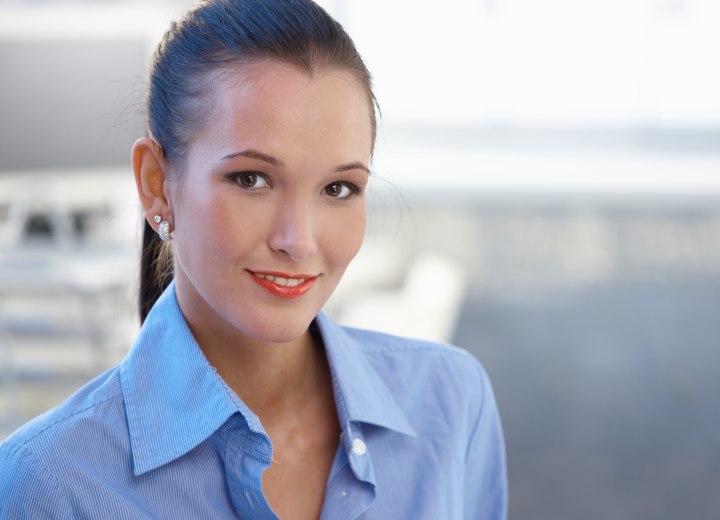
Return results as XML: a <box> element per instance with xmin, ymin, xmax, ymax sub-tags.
<box><xmin>352</xmin><ymin>438</ymin><xmax>367</xmax><ymax>456</ymax></box>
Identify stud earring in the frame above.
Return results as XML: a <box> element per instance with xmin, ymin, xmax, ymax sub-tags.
<box><xmin>154</xmin><ymin>215</ymin><xmax>172</xmax><ymax>241</ymax></box>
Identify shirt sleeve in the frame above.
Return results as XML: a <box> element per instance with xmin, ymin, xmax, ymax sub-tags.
<box><xmin>463</xmin><ymin>362</ymin><xmax>508</xmax><ymax>520</ymax></box>
<box><xmin>0</xmin><ymin>441</ymin><xmax>75</xmax><ymax>519</ymax></box>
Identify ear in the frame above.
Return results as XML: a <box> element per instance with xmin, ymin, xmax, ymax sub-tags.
<box><xmin>132</xmin><ymin>137</ymin><xmax>173</xmax><ymax>229</ymax></box>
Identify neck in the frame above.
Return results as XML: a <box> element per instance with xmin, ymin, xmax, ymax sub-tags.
<box><xmin>187</xmin><ymin>316</ymin><xmax>329</xmax><ymax>423</ymax></box>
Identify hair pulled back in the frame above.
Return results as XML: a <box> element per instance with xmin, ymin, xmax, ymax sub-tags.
<box><xmin>139</xmin><ymin>0</ymin><xmax>377</xmax><ymax>323</ymax></box>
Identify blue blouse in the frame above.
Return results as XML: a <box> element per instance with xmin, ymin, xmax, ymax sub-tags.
<box><xmin>0</xmin><ymin>282</ymin><xmax>507</xmax><ymax>519</ymax></box>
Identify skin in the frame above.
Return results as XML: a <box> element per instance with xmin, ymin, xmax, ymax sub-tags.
<box><xmin>132</xmin><ymin>61</ymin><xmax>373</xmax><ymax>519</ymax></box>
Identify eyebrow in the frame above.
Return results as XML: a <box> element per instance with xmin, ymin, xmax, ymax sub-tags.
<box><xmin>222</xmin><ymin>149</ymin><xmax>371</xmax><ymax>175</ymax></box>
<box><xmin>222</xmin><ymin>149</ymin><xmax>284</xmax><ymax>167</ymax></box>
<box><xmin>335</xmin><ymin>161</ymin><xmax>371</xmax><ymax>175</ymax></box>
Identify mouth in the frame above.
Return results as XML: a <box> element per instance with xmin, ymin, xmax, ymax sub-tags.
<box><xmin>248</xmin><ymin>270</ymin><xmax>319</xmax><ymax>299</ymax></box>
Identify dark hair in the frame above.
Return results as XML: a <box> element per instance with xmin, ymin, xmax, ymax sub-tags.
<box><xmin>139</xmin><ymin>0</ymin><xmax>378</xmax><ymax>323</ymax></box>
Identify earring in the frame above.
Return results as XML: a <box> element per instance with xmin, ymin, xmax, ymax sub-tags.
<box><xmin>154</xmin><ymin>215</ymin><xmax>172</xmax><ymax>241</ymax></box>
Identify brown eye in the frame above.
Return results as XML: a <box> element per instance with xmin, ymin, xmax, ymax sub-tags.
<box><xmin>239</xmin><ymin>173</ymin><xmax>258</xmax><ymax>188</ymax></box>
<box><xmin>229</xmin><ymin>172</ymin><xmax>270</xmax><ymax>190</ymax></box>
<box><xmin>324</xmin><ymin>182</ymin><xmax>358</xmax><ymax>199</ymax></box>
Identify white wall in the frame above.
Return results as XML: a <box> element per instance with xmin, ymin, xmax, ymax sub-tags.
<box><xmin>324</xmin><ymin>0</ymin><xmax>720</xmax><ymax>127</ymax></box>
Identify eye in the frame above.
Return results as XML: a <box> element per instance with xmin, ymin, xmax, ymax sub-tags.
<box><xmin>324</xmin><ymin>182</ymin><xmax>359</xmax><ymax>199</ymax></box>
<box><xmin>229</xmin><ymin>172</ymin><xmax>270</xmax><ymax>190</ymax></box>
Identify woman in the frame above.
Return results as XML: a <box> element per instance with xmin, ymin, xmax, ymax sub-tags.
<box><xmin>0</xmin><ymin>1</ymin><xmax>507</xmax><ymax>518</ymax></box>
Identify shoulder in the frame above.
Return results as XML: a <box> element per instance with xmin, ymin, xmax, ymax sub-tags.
<box><xmin>344</xmin><ymin>325</ymin><xmax>489</xmax><ymax>389</ymax></box>
<box><xmin>0</xmin><ymin>440</ymin><xmax>75</xmax><ymax>517</ymax></box>
<box><xmin>336</xmin><ymin>325</ymin><xmax>508</xmax><ymax>516</ymax></box>
<box><xmin>2</xmin><ymin>366</ymin><xmax>124</xmax><ymax>447</ymax></box>
<box><xmin>0</xmin><ymin>367</ymin><xmax>126</xmax><ymax>487</ymax></box>
<box><xmin>342</xmin><ymin>326</ymin><xmax>493</xmax><ymax>428</ymax></box>
<box><xmin>0</xmin><ymin>368</ymin><xmax>128</xmax><ymax>514</ymax></box>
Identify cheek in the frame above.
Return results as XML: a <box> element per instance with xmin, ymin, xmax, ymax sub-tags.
<box><xmin>173</xmin><ymin>191</ymin><xmax>258</xmax><ymax>267</ymax></box>
<box><xmin>325</xmin><ymin>206</ymin><xmax>366</xmax><ymax>267</ymax></box>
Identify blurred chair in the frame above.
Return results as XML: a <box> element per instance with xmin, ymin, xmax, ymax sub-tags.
<box><xmin>336</xmin><ymin>253</ymin><xmax>467</xmax><ymax>344</ymax></box>
<box><xmin>0</xmin><ymin>171</ymin><xmax>136</xmax><ymax>432</ymax></box>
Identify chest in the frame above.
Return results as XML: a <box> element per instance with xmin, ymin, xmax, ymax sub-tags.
<box><xmin>261</xmin><ymin>430</ymin><xmax>341</xmax><ymax>520</ymax></box>
<box><xmin>61</xmin><ymin>431</ymin><xmax>464</xmax><ymax>520</ymax></box>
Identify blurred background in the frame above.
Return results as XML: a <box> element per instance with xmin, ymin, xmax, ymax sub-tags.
<box><xmin>1</xmin><ymin>0</ymin><xmax>719</xmax><ymax>518</ymax></box>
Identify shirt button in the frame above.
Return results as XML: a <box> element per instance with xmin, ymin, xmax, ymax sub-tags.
<box><xmin>352</xmin><ymin>438</ymin><xmax>367</xmax><ymax>456</ymax></box>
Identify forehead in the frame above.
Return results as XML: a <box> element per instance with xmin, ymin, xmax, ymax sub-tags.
<box><xmin>190</xmin><ymin>60</ymin><xmax>374</xmax><ymax>159</ymax></box>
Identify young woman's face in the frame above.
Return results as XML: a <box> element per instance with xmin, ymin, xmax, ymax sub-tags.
<box><xmin>169</xmin><ymin>61</ymin><xmax>373</xmax><ymax>345</ymax></box>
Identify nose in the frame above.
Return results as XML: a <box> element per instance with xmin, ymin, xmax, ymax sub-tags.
<box><xmin>267</xmin><ymin>198</ymin><xmax>318</xmax><ymax>261</ymax></box>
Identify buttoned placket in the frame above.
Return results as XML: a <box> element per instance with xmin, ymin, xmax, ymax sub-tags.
<box><xmin>320</xmin><ymin>424</ymin><xmax>377</xmax><ymax>520</ymax></box>
<box><xmin>215</xmin><ymin>418</ymin><xmax>378</xmax><ymax>520</ymax></box>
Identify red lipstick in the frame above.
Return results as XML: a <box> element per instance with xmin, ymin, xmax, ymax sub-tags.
<box><xmin>248</xmin><ymin>271</ymin><xmax>318</xmax><ymax>299</ymax></box>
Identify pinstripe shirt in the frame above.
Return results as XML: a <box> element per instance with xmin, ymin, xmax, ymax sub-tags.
<box><xmin>0</xmin><ymin>282</ymin><xmax>507</xmax><ymax>519</ymax></box>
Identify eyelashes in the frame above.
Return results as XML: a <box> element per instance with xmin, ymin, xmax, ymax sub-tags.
<box><xmin>229</xmin><ymin>171</ymin><xmax>270</xmax><ymax>190</ymax></box>
<box><xmin>225</xmin><ymin>171</ymin><xmax>362</xmax><ymax>200</ymax></box>
<box><xmin>323</xmin><ymin>182</ymin><xmax>360</xmax><ymax>199</ymax></box>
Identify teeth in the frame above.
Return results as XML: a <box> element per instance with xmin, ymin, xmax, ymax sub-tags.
<box><xmin>254</xmin><ymin>273</ymin><xmax>306</xmax><ymax>286</ymax></box>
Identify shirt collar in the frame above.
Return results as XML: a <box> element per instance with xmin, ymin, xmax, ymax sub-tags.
<box><xmin>120</xmin><ymin>281</ymin><xmax>263</xmax><ymax>476</ymax></box>
<box><xmin>314</xmin><ymin>312</ymin><xmax>416</xmax><ymax>439</ymax></box>
<box><xmin>121</xmin><ymin>282</ymin><xmax>415</xmax><ymax>476</ymax></box>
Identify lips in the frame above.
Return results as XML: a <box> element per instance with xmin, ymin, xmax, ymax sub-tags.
<box><xmin>249</xmin><ymin>270</ymin><xmax>318</xmax><ymax>299</ymax></box>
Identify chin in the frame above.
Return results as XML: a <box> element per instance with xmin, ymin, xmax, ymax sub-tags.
<box><xmin>251</xmin><ymin>328</ymin><xmax>312</xmax><ymax>346</ymax></box>
<box><xmin>234</xmin><ymin>311</ymin><xmax>317</xmax><ymax>345</ymax></box>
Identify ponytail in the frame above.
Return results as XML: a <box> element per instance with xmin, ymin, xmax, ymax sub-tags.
<box><xmin>139</xmin><ymin>218</ymin><xmax>173</xmax><ymax>323</ymax></box>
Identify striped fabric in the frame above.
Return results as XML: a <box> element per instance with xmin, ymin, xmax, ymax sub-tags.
<box><xmin>0</xmin><ymin>282</ymin><xmax>507</xmax><ymax>519</ymax></box>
